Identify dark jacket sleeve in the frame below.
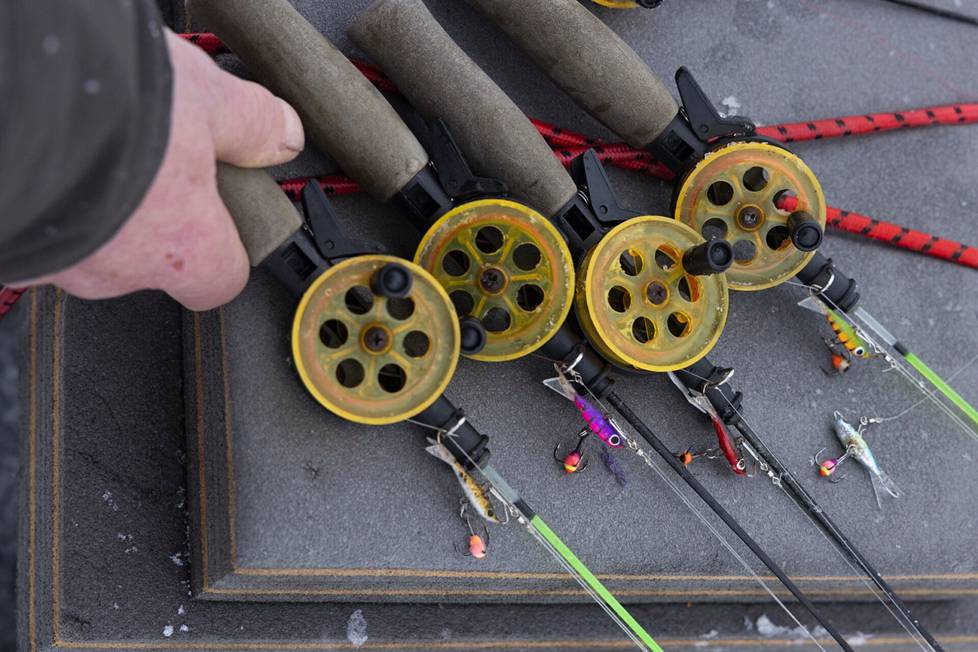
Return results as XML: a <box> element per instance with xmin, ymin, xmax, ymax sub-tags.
<box><xmin>0</xmin><ymin>1</ymin><xmax>173</xmax><ymax>282</ymax></box>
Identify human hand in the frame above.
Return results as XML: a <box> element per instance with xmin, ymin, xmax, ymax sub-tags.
<box><xmin>13</xmin><ymin>29</ymin><xmax>304</xmax><ymax>311</ymax></box>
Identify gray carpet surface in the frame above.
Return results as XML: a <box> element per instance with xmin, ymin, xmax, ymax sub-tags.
<box><xmin>4</xmin><ymin>0</ymin><xmax>978</xmax><ymax>650</ymax></box>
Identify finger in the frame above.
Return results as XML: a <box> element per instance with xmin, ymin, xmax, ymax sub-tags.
<box><xmin>208</xmin><ymin>73</ymin><xmax>306</xmax><ymax>167</ymax></box>
<box><xmin>163</xmin><ymin>193</ymin><xmax>251</xmax><ymax>311</ymax></box>
<box><xmin>167</xmin><ymin>32</ymin><xmax>305</xmax><ymax>167</ymax></box>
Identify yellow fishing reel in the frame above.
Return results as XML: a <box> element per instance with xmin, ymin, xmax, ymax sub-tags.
<box><xmin>291</xmin><ymin>255</ymin><xmax>460</xmax><ymax>425</ymax></box>
<box><xmin>414</xmin><ymin>198</ymin><xmax>575</xmax><ymax>362</ymax></box>
<box><xmin>575</xmin><ymin>216</ymin><xmax>730</xmax><ymax>372</ymax></box>
<box><xmin>674</xmin><ymin>141</ymin><xmax>826</xmax><ymax>291</ymax></box>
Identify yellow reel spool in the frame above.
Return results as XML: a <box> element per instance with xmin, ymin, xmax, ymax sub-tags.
<box><xmin>576</xmin><ymin>216</ymin><xmax>728</xmax><ymax>372</ymax></box>
<box><xmin>674</xmin><ymin>141</ymin><xmax>826</xmax><ymax>291</ymax></box>
<box><xmin>291</xmin><ymin>255</ymin><xmax>460</xmax><ymax>425</ymax></box>
<box><xmin>591</xmin><ymin>0</ymin><xmax>639</xmax><ymax>7</ymax></box>
<box><xmin>414</xmin><ymin>198</ymin><xmax>575</xmax><ymax>362</ymax></box>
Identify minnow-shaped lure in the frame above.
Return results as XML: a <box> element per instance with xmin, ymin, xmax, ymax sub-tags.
<box><xmin>819</xmin><ymin>412</ymin><xmax>902</xmax><ymax>509</ymax></box>
<box><xmin>666</xmin><ymin>372</ymin><xmax>746</xmax><ymax>475</ymax></box>
<box><xmin>551</xmin><ymin>371</ymin><xmax>623</xmax><ymax>448</ymax></box>
<box><xmin>798</xmin><ymin>296</ymin><xmax>872</xmax><ymax>372</ymax></box>
<box><xmin>426</xmin><ymin>438</ymin><xmax>501</xmax><ymax>523</ymax></box>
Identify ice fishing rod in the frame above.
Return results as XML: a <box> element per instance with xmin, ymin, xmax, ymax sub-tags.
<box><xmin>349</xmin><ymin>1</ymin><xmax>857</xmax><ymax>649</ymax></box>
<box><xmin>672</xmin><ymin>358</ymin><xmax>944</xmax><ymax>652</ymax></box>
<box><xmin>450</xmin><ymin>3</ymin><xmax>951</xmax><ymax>647</ymax></box>
<box><xmin>191</xmin><ymin>0</ymin><xmax>661</xmax><ymax>648</ymax></box>
<box><xmin>212</xmin><ymin>166</ymin><xmax>658</xmax><ymax>651</ymax></box>
<box><xmin>465</xmin><ymin>0</ymin><xmax>978</xmax><ymax>443</ymax></box>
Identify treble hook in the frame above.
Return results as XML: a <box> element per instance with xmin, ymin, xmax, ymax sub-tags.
<box><xmin>554</xmin><ymin>428</ymin><xmax>590</xmax><ymax>474</ymax></box>
<box><xmin>821</xmin><ymin>338</ymin><xmax>852</xmax><ymax>375</ymax></box>
<box><xmin>812</xmin><ymin>446</ymin><xmax>853</xmax><ymax>483</ymax></box>
<box><xmin>454</xmin><ymin>501</ymin><xmax>490</xmax><ymax>559</ymax></box>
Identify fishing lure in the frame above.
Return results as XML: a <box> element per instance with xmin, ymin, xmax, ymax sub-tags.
<box><xmin>425</xmin><ymin>438</ymin><xmax>502</xmax><ymax>523</ymax></box>
<box><xmin>666</xmin><ymin>372</ymin><xmax>746</xmax><ymax>475</ymax></box>
<box><xmin>547</xmin><ymin>367</ymin><xmax>623</xmax><ymax>448</ymax></box>
<box><xmin>553</xmin><ymin>428</ymin><xmax>590</xmax><ymax>474</ymax></box>
<box><xmin>797</xmin><ymin>295</ymin><xmax>873</xmax><ymax>373</ymax></box>
<box><xmin>815</xmin><ymin>411</ymin><xmax>902</xmax><ymax>509</ymax></box>
<box><xmin>455</xmin><ymin>501</ymin><xmax>489</xmax><ymax>560</ymax></box>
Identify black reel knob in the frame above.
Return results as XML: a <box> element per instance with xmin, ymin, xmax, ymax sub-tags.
<box><xmin>459</xmin><ymin>316</ymin><xmax>488</xmax><ymax>355</ymax></box>
<box><xmin>682</xmin><ymin>239</ymin><xmax>733</xmax><ymax>276</ymax></box>
<box><xmin>371</xmin><ymin>262</ymin><xmax>414</xmax><ymax>298</ymax></box>
<box><xmin>788</xmin><ymin>211</ymin><xmax>824</xmax><ymax>252</ymax></box>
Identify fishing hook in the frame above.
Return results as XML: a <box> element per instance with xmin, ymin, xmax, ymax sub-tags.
<box><xmin>554</xmin><ymin>428</ymin><xmax>591</xmax><ymax>474</ymax></box>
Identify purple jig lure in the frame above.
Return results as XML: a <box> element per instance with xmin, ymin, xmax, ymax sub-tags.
<box><xmin>556</xmin><ymin>372</ymin><xmax>623</xmax><ymax>448</ymax></box>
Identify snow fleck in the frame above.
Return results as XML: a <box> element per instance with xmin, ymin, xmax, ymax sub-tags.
<box><xmin>101</xmin><ymin>491</ymin><xmax>119</xmax><ymax>511</ymax></box>
<box><xmin>124</xmin><ymin>546</ymin><xmax>138</xmax><ymax>554</ymax></box>
<box><xmin>112</xmin><ymin>602</ymin><xmax>119</xmax><ymax>610</ymax></box>
<box><xmin>83</xmin><ymin>79</ymin><xmax>102</xmax><ymax>95</ymax></box>
<box><xmin>163</xmin><ymin>625</ymin><xmax>174</xmax><ymax>638</ymax></box>
<box><xmin>117</xmin><ymin>533</ymin><xmax>132</xmax><ymax>542</ymax></box>
<box><xmin>177</xmin><ymin>605</ymin><xmax>185</xmax><ymax>616</ymax></box>
<box><xmin>744</xmin><ymin>616</ymin><xmax>754</xmax><ymax>631</ymax></box>
<box><xmin>42</xmin><ymin>35</ymin><xmax>61</xmax><ymax>55</ymax></box>
<box><xmin>755</xmin><ymin>614</ymin><xmax>818</xmax><ymax>639</ymax></box>
<box><xmin>347</xmin><ymin>609</ymin><xmax>368</xmax><ymax>648</ymax></box>
<box><xmin>179</xmin><ymin>625</ymin><xmax>190</xmax><ymax>633</ymax></box>
<box><xmin>814</xmin><ymin>388</ymin><xmax>823</xmax><ymax>396</ymax></box>
<box><xmin>720</xmin><ymin>96</ymin><xmax>742</xmax><ymax>117</ymax></box>
<box><xmin>700</xmin><ymin>629</ymin><xmax>719</xmax><ymax>639</ymax></box>
<box><xmin>170</xmin><ymin>553</ymin><xmax>185</xmax><ymax>567</ymax></box>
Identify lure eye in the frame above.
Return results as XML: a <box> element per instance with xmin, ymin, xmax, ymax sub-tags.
<box><xmin>608</xmin><ymin>434</ymin><xmax>622</xmax><ymax>447</ymax></box>
<box><xmin>854</xmin><ymin>347</ymin><xmax>865</xmax><ymax>357</ymax></box>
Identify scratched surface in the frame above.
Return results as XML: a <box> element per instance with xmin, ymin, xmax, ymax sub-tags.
<box><xmin>11</xmin><ymin>0</ymin><xmax>978</xmax><ymax>650</ymax></box>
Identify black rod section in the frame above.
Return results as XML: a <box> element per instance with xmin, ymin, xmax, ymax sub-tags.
<box><xmin>605</xmin><ymin>392</ymin><xmax>855</xmax><ymax>652</ymax></box>
<box><xmin>677</xmin><ymin>359</ymin><xmax>943</xmax><ymax>651</ymax></box>
<box><xmin>732</xmin><ymin>418</ymin><xmax>944</xmax><ymax>651</ymax></box>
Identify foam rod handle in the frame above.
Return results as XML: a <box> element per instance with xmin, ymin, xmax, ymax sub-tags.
<box><xmin>349</xmin><ymin>0</ymin><xmax>578</xmax><ymax>217</ymax></box>
<box><xmin>191</xmin><ymin>0</ymin><xmax>429</xmax><ymax>201</ymax></box>
<box><xmin>464</xmin><ymin>0</ymin><xmax>678</xmax><ymax>149</ymax></box>
<box><xmin>216</xmin><ymin>164</ymin><xmax>303</xmax><ymax>266</ymax></box>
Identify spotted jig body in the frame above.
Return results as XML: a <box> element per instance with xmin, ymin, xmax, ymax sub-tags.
<box><xmin>425</xmin><ymin>438</ymin><xmax>501</xmax><ymax>523</ymax></box>
<box><xmin>797</xmin><ymin>296</ymin><xmax>873</xmax><ymax>373</ymax></box>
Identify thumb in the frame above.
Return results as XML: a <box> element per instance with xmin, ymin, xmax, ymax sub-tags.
<box><xmin>168</xmin><ymin>32</ymin><xmax>305</xmax><ymax>167</ymax></box>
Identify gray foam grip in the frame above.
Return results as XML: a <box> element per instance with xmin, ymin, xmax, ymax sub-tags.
<box><xmin>216</xmin><ymin>163</ymin><xmax>302</xmax><ymax>266</ymax></box>
<box><xmin>464</xmin><ymin>0</ymin><xmax>679</xmax><ymax>149</ymax></box>
<box><xmin>348</xmin><ymin>0</ymin><xmax>578</xmax><ymax>217</ymax></box>
<box><xmin>191</xmin><ymin>0</ymin><xmax>429</xmax><ymax>201</ymax></box>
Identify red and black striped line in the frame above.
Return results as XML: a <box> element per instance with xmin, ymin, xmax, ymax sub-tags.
<box><xmin>0</xmin><ymin>286</ymin><xmax>25</xmax><ymax>319</ymax></box>
<box><xmin>778</xmin><ymin>194</ymin><xmax>978</xmax><ymax>269</ymax></box>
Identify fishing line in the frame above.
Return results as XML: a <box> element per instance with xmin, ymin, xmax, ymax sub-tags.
<box><xmin>788</xmin><ymin>279</ymin><xmax>978</xmax><ymax>441</ymax></box>
<box><xmin>679</xmin><ymin>366</ymin><xmax>940</xmax><ymax>652</ymax></box>
<box><xmin>407</xmin><ymin>417</ymin><xmax>662</xmax><ymax>651</ymax></box>
<box><xmin>865</xmin><ymin>352</ymin><xmax>978</xmax><ymax>425</ymax></box>
<box><xmin>574</xmin><ymin>388</ymin><xmax>831</xmax><ymax>650</ymax></box>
